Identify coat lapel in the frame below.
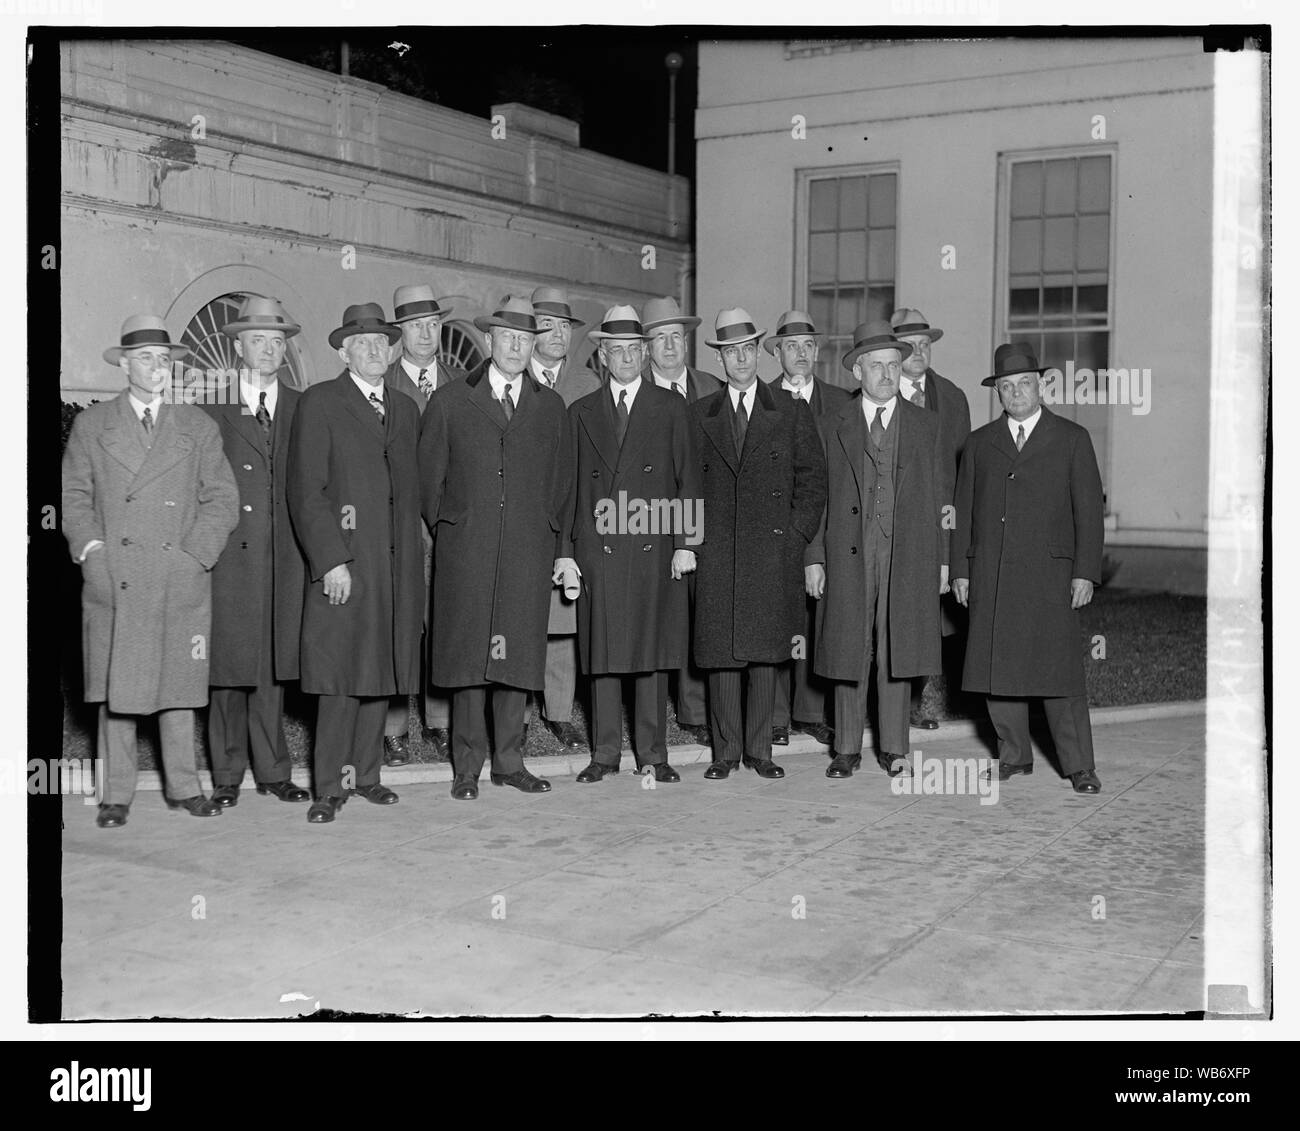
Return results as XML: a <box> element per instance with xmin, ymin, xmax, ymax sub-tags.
<box><xmin>338</xmin><ymin>371</ymin><xmax>387</xmax><ymax>439</ymax></box>
<box><xmin>578</xmin><ymin>392</ymin><xmax>620</xmax><ymax>475</ymax></box>
<box><xmin>97</xmin><ymin>391</ymin><xmax>148</xmax><ymax>479</ymax></box>
<box><xmin>615</xmin><ymin>384</ymin><xmax>656</xmax><ymax>474</ymax></box>
<box><xmin>466</xmin><ymin>361</ymin><xmax>510</xmax><ymax>431</ymax></box>
<box><xmin>738</xmin><ymin>380</ymin><xmax>775</xmax><ymax>469</ymax></box>
<box><xmin>701</xmin><ymin>391</ymin><xmax>738</xmax><ymax>474</ymax></box>
<box><xmin>835</xmin><ymin>395</ymin><xmax>866</xmax><ymax>504</ymax></box>
<box><xmin>221</xmin><ymin>397</ymin><xmax>271</xmax><ymax>467</ymax></box>
<box><xmin>130</xmin><ymin>402</ymin><xmax>194</xmax><ymax>491</ymax></box>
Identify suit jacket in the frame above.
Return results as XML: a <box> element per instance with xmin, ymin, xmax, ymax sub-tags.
<box><xmin>643</xmin><ymin>364</ymin><xmax>723</xmax><ymax>405</ymax></box>
<box><xmin>951</xmin><ymin>407</ymin><xmax>1105</xmax><ymax>696</ymax></box>
<box><xmin>201</xmin><ymin>386</ymin><xmax>305</xmax><ymax>686</ymax></box>
<box><xmin>61</xmin><ymin>393</ymin><xmax>239</xmax><ymax>714</ymax></box>
<box><xmin>560</xmin><ymin>382</ymin><xmax>701</xmax><ymax>674</ymax></box>
<box><xmin>419</xmin><ymin>361</ymin><xmax>573</xmax><ymax>689</ymax></box>
<box><xmin>807</xmin><ymin>394</ymin><xmax>946</xmax><ymax>681</ymax></box>
<box><xmin>690</xmin><ymin>380</ymin><xmax>827</xmax><ymax>668</ymax></box>
<box><xmin>764</xmin><ymin>376</ymin><xmax>852</xmax><ymax>427</ymax></box>
<box><xmin>540</xmin><ymin>357</ymin><xmax>602</xmax><ymax>409</ymax></box>
<box><xmin>383</xmin><ymin>356</ymin><xmax>467</xmax><ymax>416</ymax></box>
<box><xmin>286</xmin><ymin>372</ymin><xmax>424</xmax><ymax>697</ymax></box>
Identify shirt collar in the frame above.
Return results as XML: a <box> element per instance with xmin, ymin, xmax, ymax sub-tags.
<box><xmin>1008</xmin><ymin>406</ymin><xmax>1043</xmax><ymax>439</ymax></box>
<box><xmin>862</xmin><ymin>393</ymin><xmax>897</xmax><ymax>425</ymax></box>
<box><xmin>728</xmin><ymin>382</ymin><xmax>757</xmax><ymax>411</ymax></box>
<box><xmin>610</xmin><ymin>375</ymin><xmax>642</xmax><ymax>408</ymax></box>
<box><xmin>350</xmin><ymin>370</ymin><xmax>383</xmax><ymax>402</ymax></box>
<box><xmin>489</xmin><ymin>362</ymin><xmax>523</xmax><ymax>397</ymax></box>
<box><xmin>900</xmin><ymin>372</ymin><xmax>926</xmax><ymax>399</ymax></box>
<box><xmin>530</xmin><ymin>357</ymin><xmax>562</xmax><ymax>385</ymax></box>
<box><xmin>401</xmin><ymin>356</ymin><xmax>437</xmax><ymax>383</ymax></box>
<box><xmin>651</xmin><ymin>364</ymin><xmax>687</xmax><ymax>387</ymax></box>
<box><xmin>780</xmin><ymin>377</ymin><xmax>814</xmax><ymax>401</ymax></box>
<box><xmin>240</xmin><ymin>377</ymin><xmax>279</xmax><ymax>415</ymax></box>
<box><xmin>127</xmin><ymin>391</ymin><xmax>163</xmax><ymax>420</ymax></box>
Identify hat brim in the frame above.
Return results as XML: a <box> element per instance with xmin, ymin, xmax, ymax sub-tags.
<box><xmin>643</xmin><ymin>315</ymin><xmax>701</xmax><ymax>332</ymax></box>
<box><xmin>103</xmin><ymin>344</ymin><xmax>191</xmax><ymax>365</ymax></box>
<box><xmin>982</xmin><ymin>366</ymin><xmax>1046</xmax><ymax>387</ymax></box>
<box><xmin>222</xmin><ymin>320</ymin><xmax>301</xmax><ymax>339</ymax></box>
<box><xmin>763</xmin><ymin>331</ymin><xmax>821</xmax><ymax>356</ymax></box>
<box><xmin>893</xmin><ymin>327</ymin><xmax>944</xmax><ymax>343</ymax></box>
<box><xmin>590</xmin><ymin>331</ymin><xmax>647</xmax><ymax>342</ymax></box>
<box><xmin>705</xmin><ymin>328</ymin><xmax>766</xmax><ymax>350</ymax></box>
<box><xmin>328</xmin><ymin>324</ymin><xmax>402</xmax><ymax>349</ymax></box>
<box><xmin>474</xmin><ymin>314</ymin><xmax>539</xmax><ymax>334</ymax></box>
<box><xmin>841</xmin><ymin>340</ymin><xmax>914</xmax><ymax>372</ymax></box>
<box><xmin>394</xmin><ymin>307</ymin><xmax>454</xmax><ymax>324</ymax></box>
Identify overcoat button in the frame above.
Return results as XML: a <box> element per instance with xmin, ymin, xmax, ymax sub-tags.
<box><xmin>162</xmin><ymin>542</ymin><xmax>171</xmax><ymax>551</ymax></box>
<box><xmin>243</xmin><ymin>463</ymin><xmax>253</xmax><ymax>471</ymax></box>
<box><xmin>773</xmin><ymin>528</ymin><xmax>783</xmax><ymax>535</ymax></box>
<box><xmin>240</xmin><ymin>541</ymin><xmax>248</xmax><ymax>549</ymax></box>
<box><xmin>164</xmin><ymin>500</ymin><xmax>175</xmax><ymax>507</ymax></box>
<box><xmin>642</xmin><ymin>544</ymin><xmax>653</xmax><ymax>551</ymax></box>
<box><xmin>242</xmin><ymin>504</ymin><xmax>253</xmax><ymax>512</ymax></box>
<box><xmin>603</xmin><ymin>546</ymin><xmax>612</xmax><ymax>554</ymax></box>
<box><xmin>1001</xmin><ymin>516</ymin><xmax>1006</xmax><ymax>523</ymax></box>
<box><xmin>120</xmin><ymin>537</ymin><xmax>129</xmax><ymax>545</ymax></box>
<box><xmin>1008</xmin><ymin>473</ymin><xmax>1016</xmax><ymax>480</ymax></box>
<box><xmin>643</xmin><ymin>465</ymin><xmax>653</xmax><ymax>473</ymax></box>
<box><xmin>591</xmin><ymin>470</ymin><xmax>600</xmax><ymax>478</ymax></box>
<box><xmin>772</xmin><ymin>490</ymin><xmax>782</xmax><ymax>498</ymax></box>
<box><xmin>850</xmin><ymin>547</ymin><xmax>858</xmax><ymax>555</ymax></box>
<box><xmin>120</xmin><ymin>582</ymin><xmax>128</xmax><ymax>589</ymax></box>
<box><xmin>851</xmin><ymin>506</ymin><xmax>859</xmax><ymax>514</ymax></box>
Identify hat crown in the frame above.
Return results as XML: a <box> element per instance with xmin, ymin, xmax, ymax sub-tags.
<box><xmin>530</xmin><ymin>285</ymin><xmax>570</xmax><ymax>306</ymax></box>
<box><xmin>774</xmin><ymin>310</ymin><xmax>819</xmax><ymax>335</ymax></box>
<box><xmin>714</xmin><ymin>307</ymin><xmax>755</xmax><ymax>332</ymax></box>
<box><xmin>341</xmin><ymin>302</ymin><xmax>388</xmax><ymax>326</ymax></box>
<box><xmin>119</xmin><ymin>314</ymin><xmax>170</xmax><ymax>338</ymax></box>
<box><xmin>394</xmin><ymin>283</ymin><xmax>436</xmax><ymax>307</ymax></box>
<box><xmin>590</xmin><ymin>305</ymin><xmax>646</xmax><ymax>340</ymax></box>
<box><xmin>992</xmin><ymin>341</ymin><xmax>1042</xmax><ymax>375</ymax></box>
<box><xmin>642</xmin><ymin>296</ymin><xmax>685</xmax><ymax>324</ymax></box>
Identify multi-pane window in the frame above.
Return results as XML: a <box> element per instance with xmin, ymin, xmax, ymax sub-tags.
<box><xmin>804</xmin><ymin>171</ymin><xmax>898</xmax><ymax>383</ymax></box>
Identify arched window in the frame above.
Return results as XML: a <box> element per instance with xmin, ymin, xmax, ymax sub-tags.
<box><xmin>179</xmin><ymin>292</ymin><xmax>307</xmax><ymax>390</ymax></box>
<box><xmin>440</xmin><ymin>319</ymin><xmax>486</xmax><ymax>373</ymax></box>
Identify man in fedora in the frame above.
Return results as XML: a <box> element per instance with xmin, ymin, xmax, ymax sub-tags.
<box><xmin>890</xmin><ymin>307</ymin><xmax>972</xmax><ymax>731</ymax></box>
<box><xmin>419</xmin><ymin>296</ymin><xmax>573</xmax><ymax>799</ymax></box>
<box><xmin>201</xmin><ymin>297</ymin><xmax>309</xmax><ymax>808</ymax></box>
<box><xmin>527</xmin><ymin>285</ymin><xmax>598</xmax><ymax>752</ymax></box>
<box><xmin>556</xmin><ymin>306</ymin><xmax>701</xmax><ymax>784</ymax></box>
<box><xmin>640</xmin><ymin>295</ymin><xmax>722</xmax><ymax>745</ymax></box>
<box><xmin>806</xmin><ymin>322</ymin><xmax>948</xmax><ymax>780</ymax></box>
<box><xmin>63</xmin><ymin>315</ymin><xmax>240</xmax><ymax>827</ymax></box>
<box><xmin>762</xmin><ymin>310</ymin><xmax>849</xmax><ymax>748</ymax></box>
<box><xmin>287</xmin><ymin>303</ymin><xmax>425</xmax><ymax>823</ymax></box>
<box><xmin>691</xmin><ymin>308</ymin><xmax>826</xmax><ymax>780</ymax></box>
<box><xmin>380</xmin><ymin>283</ymin><xmax>467</xmax><ymax>766</ymax></box>
<box><xmin>951</xmin><ymin>342</ymin><xmax>1105</xmax><ymax>794</ymax></box>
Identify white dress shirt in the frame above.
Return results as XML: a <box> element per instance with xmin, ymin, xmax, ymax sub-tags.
<box><xmin>651</xmin><ymin>367</ymin><xmax>689</xmax><ymax>398</ymax></box>
<box><xmin>862</xmin><ymin>393</ymin><xmax>898</xmax><ymax>429</ymax></box>
<box><xmin>127</xmin><ymin>391</ymin><xmax>163</xmax><ymax>422</ymax></box>
<box><xmin>728</xmin><ymin>383</ymin><xmax>757</xmax><ymax>415</ymax></box>
<box><xmin>780</xmin><ymin>377</ymin><xmax>814</xmax><ymax>403</ymax></box>
<box><xmin>1008</xmin><ymin>406</ymin><xmax>1043</xmax><ymax>444</ymax></box>
<box><xmin>900</xmin><ymin>372</ymin><xmax>927</xmax><ymax>405</ymax></box>
<box><xmin>240</xmin><ymin>377</ymin><xmax>279</xmax><ymax>419</ymax></box>
<box><xmin>530</xmin><ymin>357</ymin><xmax>561</xmax><ymax>388</ymax></box>
<box><xmin>401</xmin><ymin>356</ymin><xmax>438</xmax><ymax>393</ymax></box>
<box><xmin>610</xmin><ymin>375</ymin><xmax>642</xmax><ymax>413</ymax></box>
<box><xmin>489</xmin><ymin>363</ymin><xmax>523</xmax><ymax>407</ymax></box>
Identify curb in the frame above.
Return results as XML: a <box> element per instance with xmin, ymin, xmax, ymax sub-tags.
<box><xmin>118</xmin><ymin>699</ymin><xmax>1205</xmax><ymax>794</ymax></box>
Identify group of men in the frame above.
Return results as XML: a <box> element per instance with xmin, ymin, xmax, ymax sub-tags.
<box><xmin>62</xmin><ymin>284</ymin><xmax>1105</xmax><ymax>830</ymax></box>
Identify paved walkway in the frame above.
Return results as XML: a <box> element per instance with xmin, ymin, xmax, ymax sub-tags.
<box><xmin>61</xmin><ymin>707</ymin><xmax>1205</xmax><ymax>1018</ymax></box>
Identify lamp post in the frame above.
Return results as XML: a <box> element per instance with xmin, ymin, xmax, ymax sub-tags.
<box><xmin>665</xmin><ymin>51</ymin><xmax>683</xmax><ymax>176</ymax></box>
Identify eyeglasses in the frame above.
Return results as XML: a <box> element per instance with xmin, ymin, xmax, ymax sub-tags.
<box><xmin>721</xmin><ymin>342</ymin><xmax>757</xmax><ymax>360</ymax></box>
<box><xmin>604</xmin><ymin>343</ymin><xmax>645</xmax><ymax>360</ymax></box>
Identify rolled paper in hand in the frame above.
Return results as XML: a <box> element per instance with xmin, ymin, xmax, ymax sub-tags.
<box><xmin>561</xmin><ymin>566</ymin><xmax>581</xmax><ymax>600</ymax></box>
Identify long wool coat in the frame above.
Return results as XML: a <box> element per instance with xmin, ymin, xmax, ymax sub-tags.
<box><xmin>419</xmin><ymin>363</ymin><xmax>573</xmax><ymax>690</ymax></box>
<box><xmin>690</xmin><ymin>380</ymin><xmax>827</xmax><ymax>668</ymax></box>
<box><xmin>920</xmin><ymin>368</ymin><xmax>972</xmax><ymax>637</ymax></box>
<box><xmin>807</xmin><ymin>394</ymin><xmax>947</xmax><ymax>682</ymax></box>
<box><xmin>950</xmin><ymin>407</ymin><xmax>1105</xmax><ymax>697</ymax></box>
<box><xmin>201</xmin><ymin>386</ymin><xmax>305</xmax><ymax>686</ymax></box>
<box><xmin>286</xmin><ymin>372</ymin><xmax>424</xmax><ymax>697</ymax></box>
<box><xmin>561</xmin><ymin>382</ymin><xmax>701</xmax><ymax>675</ymax></box>
<box><xmin>61</xmin><ymin>393</ymin><xmax>240</xmax><ymax>714</ymax></box>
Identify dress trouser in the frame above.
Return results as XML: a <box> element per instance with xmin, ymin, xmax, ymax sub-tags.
<box><xmin>208</xmin><ymin>684</ymin><xmax>293</xmax><ymax>786</ymax></box>
<box><xmin>591</xmin><ymin>672</ymin><xmax>668</xmax><ymax>767</ymax></box>
<box><xmin>386</xmin><ymin>528</ymin><xmax>449</xmax><ymax>734</ymax></box>
<box><xmin>98</xmin><ymin>705</ymin><xmax>201</xmax><ymax>805</ymax></box>
<box><xmin>674</xmin><ymin>572</ymin><xmax>708</xmax><ymax>726</ymax></box>
<box><xmin>707</xmin><ymin>664</ymin><xmax>777</xmax><ymax>763</ymax></box>
<box><xmin>314</xmin><ymin>695</ymin><xmax>387</xmax><ymax>799</ymax></box>
<box><xmin>540</xmin><ymin>635</ymin><xmax>578</xmax><ymax>722</ymax></box>
<box><xmin>451</xmin><ymin>685</ymin><xmax>528</xmax><ymax>777</ymax></box>
<box><xmin>833</xmin><ymin>529</ymin><xmax>910</xmax><ymax>758</ymax></box>
<box><xmin>773</xmin><ymin>596</ymin><xmax>827</xmax><ymax>727</ymax></box>
<box><xmin>985</xmin><ymin>694</ymin><xmax>1095</xmax><ymax>775</ymax></box>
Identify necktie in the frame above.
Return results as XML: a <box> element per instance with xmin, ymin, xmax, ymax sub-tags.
<box><xmin>1016</xmin><ymin>424</ymin><xmax>1026</xmax><ymax>451</ymax></box>
<box><xmin>368</xmin><ymin>392</ymin><xmax>385</xmax><ymax>421</ymax></box>
<box><xmin>673</xmin><ymin>382</ymin><xmax>686</xmax><ymax>399</ymax></box>
<box><xmin>542</xmin><ymin>369</ymin><xmax>555</xmax><ymax>389</ymax></box>
<box><xmin>141</xmin><ymin>406</ymin><xmax>153</xmax><ymax>435</ymax></box>
<box><xmin>418</xmin><ymin>367</ymin><xmax>435</xmax><ymax>398</ymax></box>
<box><xmin>733</xmin><ymin>390</ymin><xmax>748</xmax><ymax>456</ymax></box>
<box><xmin>615</xmin><ymin>388</ymin><xmax>629</xmax><ymax>448</ymax></box>
<box><xmin>255</xmin><ymin>391</ymin><xmax>271</xmax><ymax>435</ymax></box>
<box><xmin>910</xmin><ymin>382</ymin><xmax>926</xmax><ymax>407</ymax></box>
<box><xmin>500</xmin><ymin>386</ymin><xmax>515</xmax><ymax>422</ymax></box>
<box><xmin>870</xmin><ymin>405</ymin><xmax>886</xmax><ymax>448</ymax></box>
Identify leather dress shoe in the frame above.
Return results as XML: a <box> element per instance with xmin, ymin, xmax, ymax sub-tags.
<box><xmin>352</xmin><ymin>783</ymin><xmax>399</xmax><ymax>805</ymax></box>
<box><xmin>876</xmin><ymin>752</ymin><xmax>911</xmax><ymax>778</ymax></box>
<box><xmin>576</xmin><ymin>760</ymin><xmax>619</xmax><ymax>783</ymax></box>
<box><xmin>645</xmin><ymin>762</ymin><xmax>680</xmax><ymax>783</ymax></box>
<box><xmin>544</xmin><ymin>719</ymin><xmax>586</xmax><ymax>749</ymax></box>
<box><xmin>703</xmin><ymin>760</ymin><xmax>737</xmax><ymax>779</ymax></box>
<box><xmin>909</xmin><ymin>709</ymin><xmax>939</xmax><ymax>730</ymax></box>
<box><xmin>984</xmin><ymin>760</ymin><xmax>1033</xmax><ymax>782</ymax></box>
<box><xmin>307</xmin><ymin>795</ymin><xmax>346</xmax><ymax>823</ymax></box>
<box><xmin>772</xmin><ymin>725</ymin><xmax>790</xmax><ymax>746</ymax></box>
<box><xmin>491</xmin><ymin>768</ymin><xmax>552</xmax><ymax>793</ymax></box>
<box><xmin>743</xmin><ymin>755</ymin><xmax>785</xmax><ymax>779</ymax></box>
<box><xmin>256</xmin><ymin>780</ymin><xmax>310</xmax><ymax>802</ymax></box>
<box><xmin>167</xmin><ymin>794</ymin><xmax>223</xmax><ymax>817</ymax></box>
<box><xmin>678</xmin><ymin>723</ymin><xmax>712</xmax><ymax>745</ymax></box>
<box><xmin>383</xmin><ymin>734</ymin><xmax>412</xmax><ymax>766</ymax></box>
<box><xmin>796</xmin><ymin>721</ymin><xmax>834</xmax><ymax>746</ymax></box>
<box><xmin>451</xmin><ymin>774</ymin><xmax>479</xmax><ymax>800</ymax></box>
<box><xmin>96</xmin><ymin>803</ymin><xmax>129</xmax><ymax>828</ymax></box>
<box><xmin>211</xmin><ymin>784</ymin><xmax>241</xmax><ymax>807</ymax></box>
<box><xmin>825</xmin><ymin>753</ymin><xmax>862</xmax><ymax>779</ymax></box>
<box><xmin>1069</xmin><ymin>769</ymin><xmax>1102</xmax><ymax>794</ymax></box>
<box><xmin>422</xmin><ymin>726</ymin><xmax>451</xmax><ymax>760</ymax></box>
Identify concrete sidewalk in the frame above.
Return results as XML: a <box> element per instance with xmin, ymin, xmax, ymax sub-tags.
<box><xmin>60</xmin><ymin>706</ymin><xmax>1206</xmax><ymax>1018</ymax></box>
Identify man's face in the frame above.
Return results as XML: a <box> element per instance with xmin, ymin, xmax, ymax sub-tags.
<box><xmin>339</xmin><ymin>333</ymin><xmax>392</xmax><ymax>384</ymax></box>
<box><xmin>717</xmin><ymin>339</ymin><xmax>759</xmax><ymax>388</ymax></box>
<box><xmin>488</xmin><ymin>326</ymin><xmax>535</xmax><ymax>376</ymax></box>
<box><xmin>119</xmin><ymin>347</ymin><xmax>174</xmax><ymax>400</ymax></box>
<box><xmin>648</xmin><ymin>324</ymin><xmax>686</xmax><ymax>376</ymax></box>
<box><xmin>778</xmin><ymin>335</ymin><xmax>819</xmax><ymax>385</ymax></box>
<box><xmin>533</xmin><ymin>315</ymin><xmax>572</xmax><ymax>366</ymax></box>
<box><xmin>601</xmin><ymin>339</ymin><xmax>645</xmax><ymax>385</ymax></box>
<box><xmin>399</xmin><ymin>315</ymin><xmax>442</xmax><ymax>366</ymax></box>
<box><xmin>234</xmin><ymin>330</ymin><xmax>287</xmax><ymax>383</ymax></box>
<box><xmin>854</xmin><ymin>347</ymin><xmax>903</xmax><ymax>404</ymax></box>
<box><xmin>995</xmin><ymin>372</ymin><xmax>1044</xmax><ymax>421</ymax></box>
<box><xmin>899</xmin><ymin>334</ymin><xmax>931</xmax><ymax>378</ymax></box>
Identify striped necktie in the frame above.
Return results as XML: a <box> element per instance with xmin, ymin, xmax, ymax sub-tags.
<box><xmin>141</xmin><ymin>406</ymin><xmax>153</xmax><ymax>434</ymax></box>
<box><xmin>1016</xmin><ymin>424</ymin><xmax>1026</xmax><ymax>451</ymax></box>
<box><xmin>417</xmin><ymin>367</ymin><xmax>435</xmax><ymax>398</ymax></box>
<box><xmin>368</xmin><ymin>392</ymin><xmax>385</xmax><ymax>421</ymax></box>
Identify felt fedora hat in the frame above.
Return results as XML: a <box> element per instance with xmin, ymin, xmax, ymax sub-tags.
<box><xmin>705</xmin><ymin>307</ymin><xmax>766</xmax><ymax>350</ymax></box>
<box><xmin>103</xmin><ymin>314</ymin><xmax>190</xmax><ymax>365</ymax></box>
<box><xmin>221</xmin><ymin>296</ymin><xmax>301</xmax><ymax>339</ymax></box>
<box><xmin>641</xmin><ymin>296</ymin><xmax>701</xmax><ymax>333</ymax></box>
<box><xmin>841</xmin><ymin>320</ymin><xmax>914</xmax><ymax>372</ymax></box>
<box><xmin>529</xmin><ymin>286</ymin><xmax>585</xmax><ymax>327</ymax></box>
<box><xmin>328</xmin><ymin>303</ymin><xmax>401</xmax><ymax>349</ymax></box>
<box><xmin>392</xmin><ymin>284</ymin><xmax>455</xmax><ymax>323</ymax></box>
<box><xmin>889</xmin><ymin>307</ymin><xmax>944</xmax><ymax>343</ymax></box>
<box><xmin>762</xmin><ymin>309</ymin><xmax>821</xmax><ymax>356</ymax></box>
<box><xmin>588</xmin><ymin>305</ymin><xmax>647</xmax><ymax>341</ymax></box>
<box><xmin>473</xmin><ymin>295</ymin><xmax>539</xmax><ymax>334</ymax></box>
<box><xmin>983</xmin><ymin>341</ymin><xmax>1048</xmax><ymax>387</ymax></box>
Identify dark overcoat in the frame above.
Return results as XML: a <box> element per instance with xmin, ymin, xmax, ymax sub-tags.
<box><xmin>950</xmin><ymin>407</ymin><xmax>1105</xmax><ymax>696</ymax></box>
<box><xmin>561</xmin><ymin>382</ymin><xmax>701</xmax><ymax>674</ymax></box>
<box><xmin>419</xmin><ymin>363</ymin><xmax>573</xmax><ymax>689</ymax></box>
<box><xmin>286</xmin><ymin>372</ymin><xmax>424</xmax><ymax>697</ymax></box>
<box><xmin>61</xmin><ymin>393</ymin><xmax>240</xmax><ymax>714</ymax></box>
<box><xmin>921</xmin><ymin>368</ymin><xmax>973</xmax><ymax>637</ymax></box>
<box><xmin>202</xmin><ymin>386</ymin><xmax>305</xmax><ymax>685</ymax></box>
<box><xmin>383</xmin><ymin>356</ymin><xmax>467</xmax><ymax>416</ymax></box>
<box><xmin>807</xmin><ymin>394</ymin><xmax>946</xmax><ymax>681</ymax></box>
<box><xmin>689</xmin><ymin>380</ymin><xmax>827</xmax><ymax>668</ymax></box>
